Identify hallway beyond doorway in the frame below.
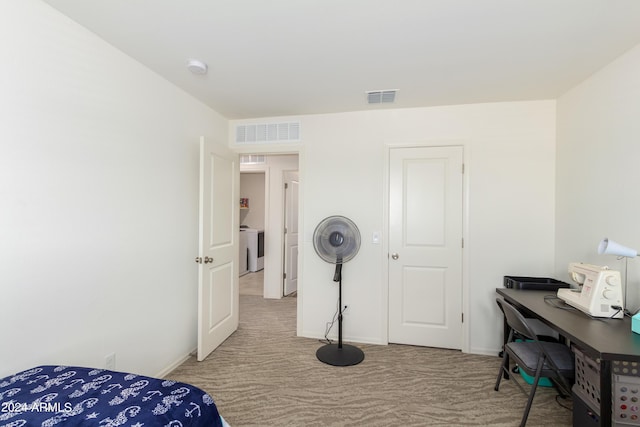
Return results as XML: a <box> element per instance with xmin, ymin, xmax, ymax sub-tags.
<box><xmin>240</xmin><ymin>271</ymin><xmax>263</xmax><ymax>296</ymax></box>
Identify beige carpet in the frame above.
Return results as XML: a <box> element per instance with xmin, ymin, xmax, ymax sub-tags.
<box><xmin>167</xmin><ymin>295</ymin><xmax>572</xmax><ymax>426</ymax></box>
<box><xmin>239</xmin><ymin>271</ymin><xmax>264</xmax><ymax>296</ymax></box>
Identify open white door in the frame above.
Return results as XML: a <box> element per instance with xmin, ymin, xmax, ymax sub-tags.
<box><xmin>283</xmin><ymin>171</ymin><xmax>299</xmax><ymax>296</ymax></box>
<box><xmin>388</xmin><ymin>146</ymin><xmax>463</xmax><ymax>350</ymax></box>
<box><xmin>197</xmin><ymin>136</ymin><xmax>239</xmax><ymax>361</ymax></box>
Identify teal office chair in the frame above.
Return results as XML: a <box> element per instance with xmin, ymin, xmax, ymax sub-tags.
<box><xmin>494</xmin><ymin>298</ymin><xmax>574</xmax><ymax>427</ymax></box>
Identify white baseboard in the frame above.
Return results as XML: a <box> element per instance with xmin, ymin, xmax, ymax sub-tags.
<box><xmin>155</xmin><ymin>348</ymin><xmax>197</xmax><ymax>378</ymax></box>
<box><xmin>469</xmin><ymin>346</ymin><xmax>501</xmax><ymax>357</ymax></box>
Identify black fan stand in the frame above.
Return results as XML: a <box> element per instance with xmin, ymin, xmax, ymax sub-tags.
<box><xmin>316</xmin><ymin>263</ymin><xmax>365</xmax><ymax>366</ymax></box>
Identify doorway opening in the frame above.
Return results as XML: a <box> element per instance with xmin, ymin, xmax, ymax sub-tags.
<box><xmin>239</xmin><ymin>170</ymin><xmax>265</xmax><ymax>296</ymax></box>
<box><xmin>239</xmin><ymin>154</ymin><xmax>299</xmax><ymax>300</ymax></box>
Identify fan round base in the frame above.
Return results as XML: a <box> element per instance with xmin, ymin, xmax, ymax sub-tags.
<box><xmin>316</xmin><ymin>343</ymin><xmax>364</xmax><ymax>366</ymax></box>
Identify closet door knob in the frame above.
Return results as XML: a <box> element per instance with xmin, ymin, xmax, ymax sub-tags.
<box><xmin>391</xmin><ymin>253</ymin><xmax>399</xmax><ymax>260</ymax></box>
<box><xmin>204</xmin><ymin>256</ymin><xmax>214</xmax><ymax>264</ymax></box>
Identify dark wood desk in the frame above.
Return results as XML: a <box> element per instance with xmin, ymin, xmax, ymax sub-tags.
<box><xmin>497</xmin><ymin>288</ymin><xmax>640</xmax><ymax>427</ymax></box>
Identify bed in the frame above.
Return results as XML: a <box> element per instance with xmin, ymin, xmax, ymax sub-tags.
<box><xmin>0</xmin><ymin>365</ymin><xmax>229</xmax><ymax>427</ymax></box>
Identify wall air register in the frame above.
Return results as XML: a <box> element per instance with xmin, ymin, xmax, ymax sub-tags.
<box><xmin>366</xmin><ymin>90</ymin><xmax>397</xmax><ymax>104</ymax></box>
<box><xmin>235</xmin><ymin>122</ymin><xmax>300</xmax><ymax>144</ymax></box>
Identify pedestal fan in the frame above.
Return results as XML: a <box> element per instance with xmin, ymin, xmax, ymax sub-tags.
<box><xmin>313</xmin><ymin>215</ymin><xmax>364</xmax><ymax>366</ymax></box>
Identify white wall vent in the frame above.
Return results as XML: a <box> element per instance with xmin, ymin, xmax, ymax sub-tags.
<box><xmin>367</xmin><ymin>90</ymin><xmax>397</xmax><ymax>104</ymax></box>
<box><xmin>235</xmin><ymin>121</ymin><xmax>301</xmax><ymax>144</ymax></box>
<box><xmin>240</xmin><ymin>155</ymin><xmax>266</xmax><ymax>164</ymax></box>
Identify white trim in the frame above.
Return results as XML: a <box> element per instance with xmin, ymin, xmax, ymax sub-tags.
<box><xmin>295</xmin><ymin>149</ymin><xmax>305</xmax><ymax>338</ymax></box>
<box><xmin>240</xmin><ymin>164</ymin><xmax>270</xmax><ymax>298</ymax></box>
<box><xmin>232</xmin><ymin>145</ymin><xmax>305</xmax><ymax>339</ymax></box>
<box><xmin>461</xmin><ymin>143</ymin><xmax>470</xmax><ymax>354</ymax></box>
<box><xmin>381</xmin><ymin>145</ymin><xmax>390</xmax><ymax>345</ymax></box>
<box><xmin>156</xmin><ymin>349</ymin><xmax>196</xmax><ymax>378</ymax></box>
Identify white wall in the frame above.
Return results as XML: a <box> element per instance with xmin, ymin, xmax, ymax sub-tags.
<box><xmin>239</xmin><ymin>173</ymin><xmax>266</xmax><ymax>229</ymax></box>
<box><xmin>556</xmin><ymin>43</ymin><xmax>640</xmax><ymax>309</ymax></box>
<box><xmin>232</xmin><ymin>101</ymin><xmax>557</xmax><ymax>354</ymax></box>
<box><xmin>0</xmin><ymin>0</ymin><xmax>228</xmax><ymax>378</ymax></box>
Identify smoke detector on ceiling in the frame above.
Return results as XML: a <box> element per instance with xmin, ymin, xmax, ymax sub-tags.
<box><xmin>366</xmin><ymin>90</ymin><xmax>397</xmax><ymax>104</ymax></box>
<box><xmin>187</xmin><ymin>59</ymin><xmax>208</xmax><ymax>75</ymax></box>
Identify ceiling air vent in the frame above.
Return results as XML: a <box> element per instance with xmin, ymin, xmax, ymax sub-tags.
<box><xmin>235</xmin><ymin>121</ymin><xmax>301</xmax><ymax>144</ymax></box>
<box><xmin>367</xmin><ymin>90</ymin><xmax>397</xmax><ymax>104</ymax></box>
<box><xmin>240</xmin><ymin>155</ymin><xmax>266</xmax><ymax>164</ymax></box>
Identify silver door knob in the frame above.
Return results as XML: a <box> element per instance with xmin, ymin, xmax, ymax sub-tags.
<box><xmin>204</xmin><ymin>256</ymin><xmax>214</xmax><ymax>264</ymax></box>
<box><xmin>391</xmin><ymin>253</ymin><xmax>399</xmax><ymax>260</ymax></box>
<box><xmin>195</xmin><ymin>257</ymin><xmax>203</xmax><ymax>264</ymax></box>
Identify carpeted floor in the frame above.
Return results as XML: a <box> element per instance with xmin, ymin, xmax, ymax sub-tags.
<box><xmin>167</xmin><ymin>295</ymin><xmax>572</xmax><ymax>426</ymax></box>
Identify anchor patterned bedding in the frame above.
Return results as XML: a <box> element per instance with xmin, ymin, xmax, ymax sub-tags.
<box><xmin>0</xmin><ymin>365</ymin><xmax>225</xmax><ymax>427</ymax></box>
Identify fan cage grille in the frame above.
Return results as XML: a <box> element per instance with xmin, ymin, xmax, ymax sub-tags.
<box><xmin>313</xmin><ymin>216</ymin><xmax>361</xmax><ymax>264</ymax></box>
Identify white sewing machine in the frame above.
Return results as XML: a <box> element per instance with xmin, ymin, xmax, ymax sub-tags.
<box><xmin>557</xmin><ymin>262</ymin><xmax>623</xmax><ymax>318</ymax></box>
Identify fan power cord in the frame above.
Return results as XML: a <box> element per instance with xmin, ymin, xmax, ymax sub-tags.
<box><xmin>322</xmin><ymin>304</ymin><xmax>340</xmax><ymax>344</ymax></box>
<box><xmin>321</xmin><ymin>302</ymin><xmax>348</xmax><ymax>345</ymax></box>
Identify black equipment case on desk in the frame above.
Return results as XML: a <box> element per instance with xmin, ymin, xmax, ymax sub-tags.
<box><xmin>503</xmin><ymin>275</ymin><xmax>570</xmax><ymax>291</ymax></box>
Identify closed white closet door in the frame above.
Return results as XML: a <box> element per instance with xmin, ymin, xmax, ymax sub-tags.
<box><xmin>388</xmin><ymin>146</ymin><xmax>463</xmax><ymax>349</ymax></box>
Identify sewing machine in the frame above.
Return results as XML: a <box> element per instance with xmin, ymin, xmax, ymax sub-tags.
<box><xmin>557</xmin><ymin>262</ymin><xmax>623</xmax><ymax>318</ymax></box>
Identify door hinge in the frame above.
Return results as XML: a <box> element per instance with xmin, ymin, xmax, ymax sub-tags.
<box><xmin>284</xmin><ymin>182</ymin><xmax>288</xmax><ymax>189</ymax></box>
<box><xmin>284</xmin><ymin>227</ymin><xmax>287</xmax><ymax>234</ymax></box>
<box><xmin>461</xmin><ymin>313</ymin><xmax>464</xmax><ymax>323</ymax></box>
<box><xmin>283</xmin><ymin>272</ymin><xmax>287</xmax><ymax>279</ymax></box>
<box><xmin>462</xmin><ymin>163</ymin><xmax>465</xmax><ymax>174</ymax></box>
<box><xmin>461</xmin><ymin>238</ymin><xmax>464</xmax><ymax>248</ymax></box>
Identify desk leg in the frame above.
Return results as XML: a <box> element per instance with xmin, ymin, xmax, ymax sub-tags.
<box><xmin>600</xmin><ymin>359</ymin><xmax>612</xmax><ymax>427</ymax></box>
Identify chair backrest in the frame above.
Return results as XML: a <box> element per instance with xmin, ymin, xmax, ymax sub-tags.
<box><xmin>496</xmin><ymin>298</ymin><xmax>538</xmax><ymax>342</ymax></box>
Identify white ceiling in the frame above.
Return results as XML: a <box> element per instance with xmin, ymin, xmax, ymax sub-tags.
<box><xmin>42</xmin><ymin>0</ymin><xmax>640</xmax><ymax>120</ymax></box>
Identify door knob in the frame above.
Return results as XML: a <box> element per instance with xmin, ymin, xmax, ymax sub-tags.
<box><xmin>204</xmin><ymin>256</ymin><xmax>214</xmax><ymax>264</ymax></box>
<box><xmin>195</xmin><ymin>257</ymin><xmax>203</xmax><ymax>264</ymax></box>
<box><xmin>391</xmin><ymin>253</ymin><xmax>399</xmax><ymax>260</ymax></box>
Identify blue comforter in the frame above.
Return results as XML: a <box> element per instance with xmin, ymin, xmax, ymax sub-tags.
<box><xmin>0</xmin><ymin>365</ymin><xmax>222</xmax><ymax>427</ymax></box>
